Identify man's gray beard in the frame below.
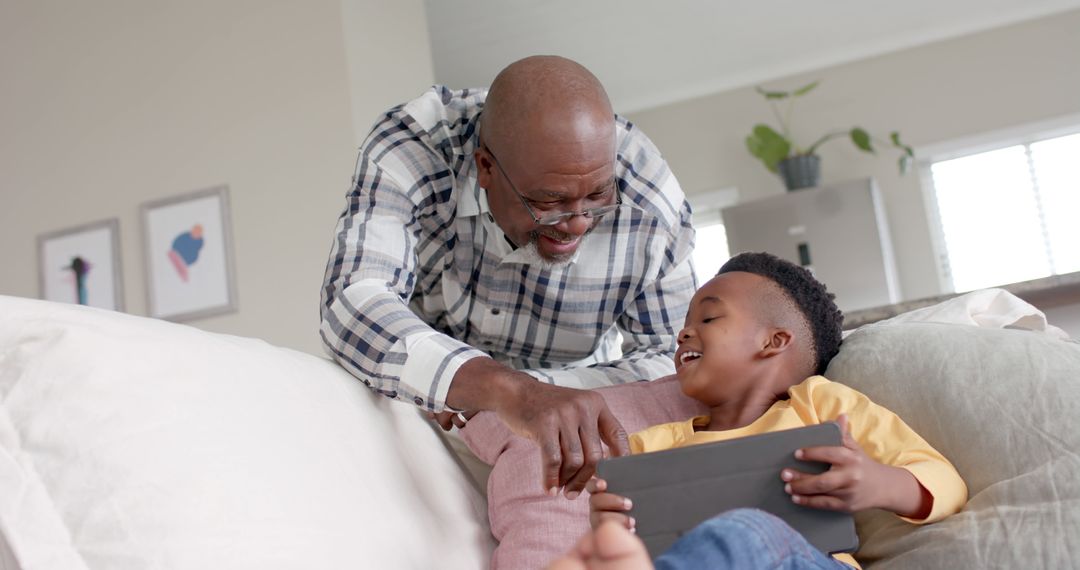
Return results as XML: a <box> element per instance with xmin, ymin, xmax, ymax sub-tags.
<box><xmin>519</xmin><ymin>231</ymin><xmax>589</xmax><ymax>270</ymax></box>
<box><xmin>518</xmin><ymin>240</ymin><xmax>571</xmax><ymax>270</ymax></box>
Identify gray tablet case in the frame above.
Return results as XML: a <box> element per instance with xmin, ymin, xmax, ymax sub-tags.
<box><xmin>597</xmin><ymin>423</ymin><xmax>858</xmax><ymax>559</ymax></box>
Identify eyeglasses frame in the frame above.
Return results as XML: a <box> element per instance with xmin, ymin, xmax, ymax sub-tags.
<box><xmin>481</xmin><ymin>142</ymin><xmax>622</xmax><ymax>227</ymax></box>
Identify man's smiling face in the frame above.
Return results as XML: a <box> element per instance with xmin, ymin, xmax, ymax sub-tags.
<box><xmin>474</xmin><ymin>56</ymin><xmax>619</xmax><ymax>267</ymax></box>
<box><xmin>477</xmin><ymin>128</ymin><xmax>617</xmax><ymax>265</ymax></box>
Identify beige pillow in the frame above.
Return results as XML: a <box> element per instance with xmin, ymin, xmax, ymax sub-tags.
<box><xmin>826</xmin><ymin>322</ymin><xmax>1080</xmax><ymax>569</ymax></box>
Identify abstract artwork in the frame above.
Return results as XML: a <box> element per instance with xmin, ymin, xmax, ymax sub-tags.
<box><xmin>38</xmin><ymin>218</ymin><xmax>124</xmax><ymax>310</ymax></box>
<box><xmin>141</xmin><ymin>185</ymin><xmax>237</xmax><ymax>321</ymax></box>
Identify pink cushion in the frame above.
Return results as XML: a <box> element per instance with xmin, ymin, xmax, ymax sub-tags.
<box><xmin>459</xmin><ymin>375</ymin><xmax>707</xmax><ymax>569</ymax></box>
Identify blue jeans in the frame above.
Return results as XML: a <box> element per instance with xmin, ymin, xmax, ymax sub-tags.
<box><xmin>654</xmin><ymin>509</ymin><xmax>854</xmax><ymax>570</ymax></box>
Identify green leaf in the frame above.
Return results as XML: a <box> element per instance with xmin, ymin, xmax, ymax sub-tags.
<box><xmin>851</xmin><ymin>128</ymin><xmax>874</xmax><ymax>153</ymax></box>
<box><xmin>745</xmin><ymin>135</ymin><xmax>762</xmax><ymax>156</ymax></box>
<box><xmin>752</xmin><ymin>124</ymin><xmax>783</xmax><ymax>140</ymax></box>
<box><xmin>792</xmin><ymin>81</ymin><xmax>820</xmax><ymax>97</ymax></box>
<box><xmin>746</xmin><ymin>124</ymin><xmax>791</xmax><ymax>173</ymax></box>
<box><xmin>755</xmin><ymin>86</ymin><xmax>789</xmax><ymax>100</ymax></box>
<box><xmin>890</xmin><ymin>132</ymin><xmax>916</xmax><ymax>158</ymax></box>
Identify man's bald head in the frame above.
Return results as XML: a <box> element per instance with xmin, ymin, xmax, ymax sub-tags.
<box><xmin>474</xmin><ymin>56</ymin><xmax>619</xmax><ymax>264</ymax></box>
<box><xmin>481</xmin><ymin>56</ymin><xmax>614</xmax><ymax>156</ymax></box>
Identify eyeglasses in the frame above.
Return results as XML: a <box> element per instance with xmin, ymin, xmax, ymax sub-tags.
<box><xmin>482</xmin><ymin>143</ymin><xmax>622</xmax><ymax>226</ymax></box>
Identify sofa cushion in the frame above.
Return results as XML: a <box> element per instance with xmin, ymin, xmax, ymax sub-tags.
<box><xmin>0</xmin><ymin>296</ymin><xmax>490</xmax><ymax>569</ymax></box>
<box><xmin>825</xmin><ymin>322</ymin><xmax>1080</xmax><ymax>569</ymax></box>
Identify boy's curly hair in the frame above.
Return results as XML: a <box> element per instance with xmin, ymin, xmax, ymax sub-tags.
<box><xmin>718</xmin><ymin>252</ymin><xmax>843</xmax><ymax>375</ymax></box>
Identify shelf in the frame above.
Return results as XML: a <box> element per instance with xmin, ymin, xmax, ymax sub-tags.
<box><xmin>843</xmin><ymin>271</ymin><xmax>1080</xmax><ymax>328</ymax></box>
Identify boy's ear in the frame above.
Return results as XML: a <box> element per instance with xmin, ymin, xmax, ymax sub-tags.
<box><xmin>759</xmin><ymin>328</ymin><xmax>793</xmax><ymax>358</ymax></box>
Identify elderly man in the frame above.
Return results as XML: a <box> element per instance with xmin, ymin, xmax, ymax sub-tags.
<box><xmin>320</xmin><ymin>56</ymin><xmax>696</xmax><ymax>498</ymax></box>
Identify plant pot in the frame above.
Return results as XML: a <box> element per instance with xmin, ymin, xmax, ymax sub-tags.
<box><xmin>777</xmin><ymin>155</ymin><xmax>821</xmax><ymax>191</ymax></box>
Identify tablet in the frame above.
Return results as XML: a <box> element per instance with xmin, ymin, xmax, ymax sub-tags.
<box><xmin>596</xmin><ymin>422</ymin><xmax>858</xmax><ymax>559</ymax></box>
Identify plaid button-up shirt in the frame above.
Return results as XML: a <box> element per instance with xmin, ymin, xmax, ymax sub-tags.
<box><xmin>320</xmin><ymin>86</ymin><xmax>697</xmax><ymax>412</ymax></box>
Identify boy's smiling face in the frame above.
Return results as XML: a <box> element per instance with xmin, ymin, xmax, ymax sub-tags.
<box><xmin>674</xmin><ymin>271</ymin><xmax>776</xmax><ymax>406</ymax></box>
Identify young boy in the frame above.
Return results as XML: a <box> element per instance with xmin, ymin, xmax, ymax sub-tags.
<box><xmin>563</xmin><ymin>252</ymin><xmax>967</xmax><ymax>570</ymax></box>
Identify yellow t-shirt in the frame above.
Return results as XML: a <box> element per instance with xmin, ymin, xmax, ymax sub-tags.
<box><xmin>629</xmin><ymin>376</ymin><xmax>968</xmax><ymax>569</ymax></box>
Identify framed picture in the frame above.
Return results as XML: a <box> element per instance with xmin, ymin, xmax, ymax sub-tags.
<box><xmin>38</xmin><ymin>218</ymin><xmax>125</xmax><ymax>311</ymax></box>
<box><xmin>141</xmin><ymin>185</ymin><xmax>238</xmax><ymax>321</ymax></box>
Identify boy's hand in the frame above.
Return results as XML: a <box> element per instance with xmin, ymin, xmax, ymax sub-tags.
<box><xmin>586</xmin><ymin>477</ymin><xmax>636</xmax><ymax>532</ymax></box>
<box><xmin>780</xmin><ymin>414</ymin><xmax>894</xmax><ymax>513</ymax></box>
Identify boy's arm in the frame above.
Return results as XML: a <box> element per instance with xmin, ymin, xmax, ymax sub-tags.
<box><xmin>781</xmin><ymin>414</ymin><xmax>926</xmax><ymax>515</ymax></box>
<box><xmin>872</xmin><ymin>463</ymin><xmax>934</xmax><ymax>520</ymax></box>
<box><xmin>783</xmin><ymin>414</ymin><xmax>962</xmax><ymax>521</ymax></box>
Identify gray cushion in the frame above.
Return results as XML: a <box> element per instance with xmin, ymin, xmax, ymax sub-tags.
<box><xmin>826</xmin><ymin>322</ymin><xmax>1080</xmax><ymax>569</ymax></box>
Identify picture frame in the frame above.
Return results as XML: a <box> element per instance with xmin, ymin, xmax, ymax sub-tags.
<box><xmin>38</xmin><ymin>218</ymin><xmax>125</xmax><ymax>311</ymax></box>
<box><xmin>141</xmin><ymin>185</ymin><xmax>238</xmax><ymax>321</ymax></box>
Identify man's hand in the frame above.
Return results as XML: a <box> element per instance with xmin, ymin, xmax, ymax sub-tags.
<box><xmin>586</xmin><ymin>477</ymin><xmax>635</xmax><ymax>531</ymax></box>
<box><xmin>499</xmin><ymin>379</ymin><xmax>630</xmax><ymax>499</ymax></box>
<box><xmin>445</xmin><ymin>357</ymin><xmax>630</xmax><ymax>499</ymax></box>
<box><xmin>781</xmin><ymin>414</ymin><xmax>933</xmax><ymax>519</ymax></box>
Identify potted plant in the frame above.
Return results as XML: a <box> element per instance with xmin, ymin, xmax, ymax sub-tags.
<box><xmin>745</xmin><ymin>81</ymin><xmax>915</xmax><ymax>191</ymax></box>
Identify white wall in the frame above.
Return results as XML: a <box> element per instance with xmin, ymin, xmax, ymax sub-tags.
<box><xmin>626</xmin><ymin>10</ymin><xmax>1080</xmax><ymax>303</ymax></box>
<box><xmin>342</xmin><ymin>0</ymin><xmax>435</xmax><ymax>147</ymax></box>
<box><xmin>0</xmin><ymin>0</ymin><xmax>435</xmax><ymax>354</ymax></box>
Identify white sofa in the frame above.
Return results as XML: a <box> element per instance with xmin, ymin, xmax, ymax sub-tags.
<box><xmin>0</xmin><ymin>296</ymin><xmax>492</xmax><ymax>569</ymax></box>
<box><xmin>2</xmin><ymin>293</ymin><xmax>1078</xmax><ymax>569</ymax></box>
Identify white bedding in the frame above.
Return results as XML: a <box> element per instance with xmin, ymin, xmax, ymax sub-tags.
<box><xmin>0</xmin><ymin>296</ymin><xmax>491</xmax><ymax>569</ymax></box>
<box><xmin>867</xmin><ymin>287</ymin><xmax>1070</xmax><ymax>338</ymax></box>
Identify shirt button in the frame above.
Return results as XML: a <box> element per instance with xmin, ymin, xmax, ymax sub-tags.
<box><xmin>491</xmin><ymin>308</ymin><xmax>501</xmax><ymax>315</ymax></box>
<box><xmin>413</xmin><ymin>397</ymin><xmax>424</xmax><ymax>406</ymax></box>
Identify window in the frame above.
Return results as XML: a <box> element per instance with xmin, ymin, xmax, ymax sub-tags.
<box><xmin>688</xmin><ymin>188</ymin><xmax>738</xmax><ymax>285</ymax></box>
<box><xmin>691</xmin><ymin>222</ymin><xmax>731</xmax><ymax>283</ymax></box>
<box><xmin>925</xmin><ymin>127</ymin><xmax>1080</xmax><ymax>293</ymax></box>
